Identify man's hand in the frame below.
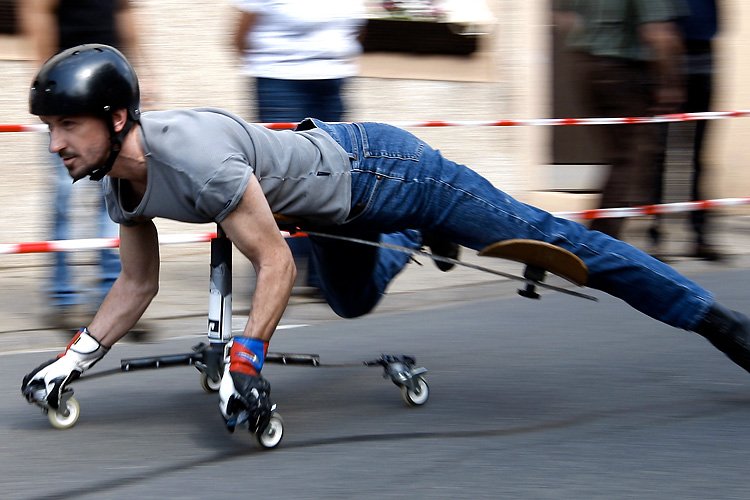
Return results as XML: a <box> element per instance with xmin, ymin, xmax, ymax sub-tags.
<box><xmin>652</xmin><ymin>84</ymin><xmax>685</xmax><ymax>115</ymax></box>
<box><xmin>219</xmin><ymin>365</ymin><xmax>272</xmax><ymax>434</ymax></box>
<box><xmin>21</xmin><ymin>329</ymin><xmax>108</xmax><ymax>409</ymax></box>
<box><xmin>640</xmin><ymin>20</ymin><xmax>685</xmax><ymax>114</ymax></box>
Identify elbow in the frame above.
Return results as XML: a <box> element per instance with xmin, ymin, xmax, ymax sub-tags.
<box><xmin>285</xmin><ymin>253</ymin><xmax>298</xmax><ymax>288</ymax></box>
<box><xmin>144</xmin><ymin>280</ymin><xmax>160</xmax><ymax>302</ymax></box>
<box><xmin>125</xmin><ymin>274</ymin><xmax>159</xmax><ymax>303</ymax></box>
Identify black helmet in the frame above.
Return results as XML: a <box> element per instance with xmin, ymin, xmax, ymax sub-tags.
<box><xmin>30</xmin><ymin>44</ymin><xmax>141</xmax><ymax>181</ymax></box>
<box><xmin>30</xmin><ymin>44</ymin><xmax>140</xmax><ymax>121</ymax></box>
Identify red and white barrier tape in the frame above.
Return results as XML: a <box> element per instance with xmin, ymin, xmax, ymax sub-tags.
<box><xmin>3</xmin><ymin>110</ymin><xmax>750</xmax><ymax>132</ymax></box>
<box><xmin>373</xmin><ymin>110</ymin><xmax>750</xmax><ymax>129</ymax></box>
<box><xmin>0</xmin><ymin>230</ymin><xmax>300</xmax><ymax>255</ymax></box>
<box><xmin>2</xmin><ymin>111</ymin><xmax>748</xmax><ymax>254</ymax></box>
<box><xmin>553</xmin><ymin>197</ymin><xmax>750</xmax><ymax>220</ymax></box>
<box><xmin>1</xmin><ymin>197</ymin><xmax>749</xmax><ymax>255</ymax></box>
<box><xmin>0</xmin><ymin>124</ymin><xmax>49</xmax><ymax>133</ymax></box>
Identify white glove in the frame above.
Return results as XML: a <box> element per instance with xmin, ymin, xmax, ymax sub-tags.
<box><xmin>21</xmin><ymin>329</ymin><xmax>109</xmax><ymax>409</ymax></box>
<box><xmin>219</xmin><ymin>363</ymin><xmax>238</xmax><ymax>423</ymax></box>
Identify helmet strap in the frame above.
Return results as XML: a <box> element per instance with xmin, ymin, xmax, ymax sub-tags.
<box><xmin>88</xmin><ymin>116</ymin><xmax>134</xmax><ymax>182</ymax></box>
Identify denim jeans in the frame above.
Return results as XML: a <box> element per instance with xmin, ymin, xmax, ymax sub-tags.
<box><xmin>255</xmin><ymin>77</ymin><xmax>346</xmax><ymax>124</ymax></box>
<box><xmin>307</xmin><ymin>120</ymin><xmax>714</xmax><ymax>329</ymax></box>
<box><xmin>255</xmin><ymin>77</ymin><xmax>348</xmax><ymax>289</ymax></box>
<box><xmin>50</xmin><ymin>154</ymin><xmax>121</xmax><ymax>307</ymax></box>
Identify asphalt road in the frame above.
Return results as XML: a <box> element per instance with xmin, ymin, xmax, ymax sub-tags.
<box><xmin>2</xmin><ymin>268</ymin><xmax>750</xmax><ymax>500</ymax></box>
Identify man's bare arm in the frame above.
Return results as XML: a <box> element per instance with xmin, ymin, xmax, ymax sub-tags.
<box><xmin>88</xmin><ymin>220</ymin><xmax>160</xmax><ymax>346</ymax></box>
<box><xmin>232</xmin><ymin>9</ymin><xmax>258</xmax><ymax>54</ymax></box>
<box><xmin>220</xmin><ymin>176</ymin><xmax>296</xmax><ymax>342</ymax></box>
<box><xmin>19</xmin><ymin>0</ymin><xmax>59</xmax><ymax>65</ymax></box>
<box><xmin>116</xmin><ymin>1</ymin><xmax>156</xmax><ymax>107</ymax></box>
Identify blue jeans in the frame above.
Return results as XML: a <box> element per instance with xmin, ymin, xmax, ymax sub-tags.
<box><xmin>256</xmin><ymin>77</ymin><xmax>348</xmax><ymax>289</ymax></box>
<box><xmin>50</xmin><ymin>155</ymin><xmax>121</xmax><ymax>307</ymax></box>
<box><xmin>308</xmin><ymin>120</ymin><xmax>714</xmax><ymax>329</ymax></box>
<box><xmin>255</xmin><ymin>78</ymin><xmax>346</xmax><ymax>123</ymax></box>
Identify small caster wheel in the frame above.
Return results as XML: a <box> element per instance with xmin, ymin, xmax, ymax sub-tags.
<box><xmin>199</xmin><ymin>371</ymin><xmax>221</xmax><ymax>393</ymax></box>
<box><xmin>401</xmin><ymin>376</ymin><xmax>429</xmax><ymax>406</ymax></box>
<box><xmin>48</xmin><ymin>396</ymin><xmax>81</xmax><ymax>429</ymax></box>
<box><xmin>254</xmin><ymin>412</ymin><xmax>284</xmax><ymax>449</ymax></box>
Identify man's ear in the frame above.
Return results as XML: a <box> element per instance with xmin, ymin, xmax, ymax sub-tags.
<box><xmin>111</xmin><ymin>109</ymin><xmax>129</xmax><ymax>133</ymax></box>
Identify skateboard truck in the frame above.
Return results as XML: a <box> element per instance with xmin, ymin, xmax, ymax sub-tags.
<box><xmin>479</xmin><ymin>239</ymin><xmax>589</xmax><ymax>300</ymax></box>
<box><xmin>518</xmin><ymin>265</ymin><xmax>544</xmax><ymax>299</ymax></box>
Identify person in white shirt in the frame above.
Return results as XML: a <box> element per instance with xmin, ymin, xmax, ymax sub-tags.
<box><xmin>231</xmin><ymin>0</ymin><xmax>368</xmax><ymax>291</ymax></box>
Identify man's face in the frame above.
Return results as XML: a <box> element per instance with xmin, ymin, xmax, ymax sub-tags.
<box><xmin>41</xmin><ymin>115</ymin><xmax>110</xmax><ymax>181</ymax></box>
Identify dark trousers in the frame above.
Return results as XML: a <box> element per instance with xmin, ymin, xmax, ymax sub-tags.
<box><xmin>651</xmin><ymin>42</ymin><xmax>714</xmax><ymax>244</ymax></box>
<box><xmin>578</xmin><ymin>53</ymin><xmax>661</xmax><ymax>238</ymax></box>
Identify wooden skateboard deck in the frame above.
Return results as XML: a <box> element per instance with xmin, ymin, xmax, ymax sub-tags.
<box><xmin>270</xmin><ymin>217</ymin><xmax>594</xmax><ymax>300</ymax></box>
<box><xmin>478</xmin><ymin>239</ymin><xmax>588</xmax><ymax>286</ymax></box>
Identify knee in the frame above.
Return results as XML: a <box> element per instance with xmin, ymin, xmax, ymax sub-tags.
<box><xmin>324</xmin><ymin>290</ymin><xmax>381</xmax><ymax>319</ymax></box>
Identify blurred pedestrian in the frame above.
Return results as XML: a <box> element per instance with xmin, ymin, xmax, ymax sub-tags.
<box><xmin>230</xmin><ymin>0</ymin><xmax>367</xmax><ymax>293</ymax></box>
<box><xmin>20</xmin><ymin>0</ymin><xmax>149</xmax><ymax>327</ymax></box>
<box><xmin>557</xmin><ymin>0</ymin><xmax>685</xmax><ymax>240</ymax></box>
<box><xmin>648</xmin><ymin>0</ymin><xmax>723</xmax><ymax>260</ymax></box>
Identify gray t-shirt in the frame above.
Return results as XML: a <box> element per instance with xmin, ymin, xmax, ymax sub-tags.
<box><xmin>103</xmin><ymin>108</ymin><xmax>352</xmax><ymax>226</ymax></box>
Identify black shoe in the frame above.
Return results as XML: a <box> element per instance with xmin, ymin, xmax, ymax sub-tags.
<box><xmin>421</xmin><ymin>232</ymin><xmax>460</xmax><ymax>272</ymax></box>
<box><xmin>647</xmin><ymin>225</ymin><xmax>662</xmax><ymax>247</ymax></box>
<box><xmin>692</xmin><ymin>243</ymin><xmax>724</xmax><ymax>262</ymax></box>
<box><xmin>695</xmin><ymin>303</ymin><xmax>750</xmax><ymax>373</ymax></box>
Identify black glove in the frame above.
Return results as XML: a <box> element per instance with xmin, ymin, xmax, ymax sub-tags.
<box><xmin>219</xmin><ymin>367</ymin><xmax>272</xmax><ymax>434</ymax></box>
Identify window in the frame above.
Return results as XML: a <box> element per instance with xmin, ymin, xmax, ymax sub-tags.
<box><xmin>0</xmin><ymin>0</ymin><xmax>18</xmax><ymax>35</ymax></box>
<box><xmin>0</xmin><ymin>0</ymin><xmax>30</xmax><ymax>60</ymax></box>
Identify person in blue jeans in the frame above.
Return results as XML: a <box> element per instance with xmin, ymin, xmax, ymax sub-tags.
<box><xmin>21</xmin><ymin>0</ymin><xmax>150</xmax><ymax>324</ymax></box>
<box><xmin>50</xmin><ymin>155</ymin><xmax>121</xmax><ymax>314</ymax></box>
<box><xmin>253</xmin><ymin>78</ymin><xmax>347</xmax><ymax>292</ymax></box>
<box><xmin>22</xmin><ymin>45</ymin><xmax>750</xmax><ymax>436</ymax></box>
<box><xmin>231</xmin><ymin>0</ymin><xmax>370</xmax><ymax>292</ymax></box>
<box><xmin>252</xmin><ymin>80</ymin><xmax>456</xmax><ymax>291</ymax></box>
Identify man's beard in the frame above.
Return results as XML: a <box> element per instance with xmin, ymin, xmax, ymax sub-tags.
<box><xmin>61</xmin><ymin>150</ymin><xmax>106</xmax><ymax>183</ymax></box>
<box><xmin>71</xmin><ymin>163</ymin><xmax>103</xmax><ymax>182</ymax></box>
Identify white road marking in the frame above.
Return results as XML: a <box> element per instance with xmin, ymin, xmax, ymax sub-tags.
<box><xmin>0</xmin><ymin>324</ymin><xmax>309</xmax><ymax>357</ymax></box>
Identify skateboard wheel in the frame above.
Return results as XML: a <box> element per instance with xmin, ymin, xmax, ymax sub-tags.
<box><xmin>401</xmin><ymin>376</ymin><xmax>429</xmax><ymax>406</ymax></box>
<box><xmin>48</xmin><ymin>396</ymin><xmax>81</xmax><ymax>430</ymax></box>
<box><xmin>255</xmin><ymin>412</ymin><xmax>284</xmax><ymax>449</ymax></box>
<box><xmin>199</xmin><ymin>371</ymin><xmax>221</xmax><ymax>393</ymax></box>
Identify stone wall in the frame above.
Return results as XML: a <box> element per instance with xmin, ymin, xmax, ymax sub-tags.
<box><xmin>0</xmin><ymin>0</ymin><xmax>523</xmax><ymax>259</ymax></box>
<box><xmin>1</xmin><ymin>0</ymin><xmax>748</xmax><ymax>265</ymax></box>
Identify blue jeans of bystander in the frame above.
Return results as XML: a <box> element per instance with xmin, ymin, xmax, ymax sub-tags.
<box><xmin>50</xmin><ymin>155</ymin><xmax>121</xmax><ymax>308</ymax></box>
<box><xmin>255</xmin><ymin>77</ymin><xmax>349</xmax><ymax>290</ymax></box>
